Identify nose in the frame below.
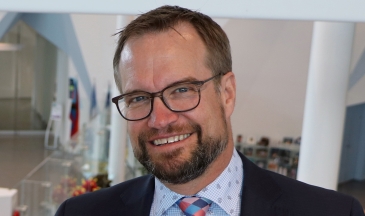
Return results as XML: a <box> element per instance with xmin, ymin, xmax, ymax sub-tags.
<box><xmin>147</xmin><ymin>97</ymin><xmax>179</xmax><ymax>129</ymax></box>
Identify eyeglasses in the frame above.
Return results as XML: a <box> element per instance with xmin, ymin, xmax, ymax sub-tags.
<box><xmin>112</xmin><ymin>73</ymin><xmax>223</xmax><ymax>121</ymax></box>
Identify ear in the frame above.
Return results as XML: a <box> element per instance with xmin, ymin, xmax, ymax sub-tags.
<box><xmin>220</xmin><ymin>72</ymin><xmax>236</xmax><ymax>118</ymax></box>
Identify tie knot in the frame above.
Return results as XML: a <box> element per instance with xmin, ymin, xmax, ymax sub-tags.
<box><xmin>177</xmin><ymin>196</ymin><xmax>212</xmax><ymax>216</ymax></box>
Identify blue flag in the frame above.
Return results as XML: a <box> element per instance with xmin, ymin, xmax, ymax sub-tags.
<box><xmin>90</xmin><ymin>83</ymin><xmax>98</xmax><ymax>120</ymax></box>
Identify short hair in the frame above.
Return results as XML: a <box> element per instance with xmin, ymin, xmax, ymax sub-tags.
<box><xmin>113</xmin><ymin>5</ymin><xmax>232</xmax><ymax>93</ymax></box>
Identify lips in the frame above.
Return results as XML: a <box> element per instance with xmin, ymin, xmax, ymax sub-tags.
<box><xmin>152</xmin><ymin>133</ymin><xmax>191</xmax><ymax>146</ymax></box>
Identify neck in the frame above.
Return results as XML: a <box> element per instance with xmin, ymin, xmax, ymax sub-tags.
<box><xmin>163</xmin><ymin>142</ymin><xmax>234</xmax><ymax>195</ymax></box>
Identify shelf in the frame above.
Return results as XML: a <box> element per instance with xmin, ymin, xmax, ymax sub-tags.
<box><xmin>238</xmin><ymin>143</ymin><xmax>300</xmax><ymax>179</ymax></box>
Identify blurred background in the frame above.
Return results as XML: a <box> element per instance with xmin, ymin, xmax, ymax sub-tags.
<box><xmin>0</xmin><ymin>1</ymin><xmax>365</xmax><ymax>215</ymax></box>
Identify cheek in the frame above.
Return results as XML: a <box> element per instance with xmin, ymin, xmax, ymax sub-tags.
<box><xmin>127</xmin><ymin>122</ymin><xmax>141</xmax><ymax>146</ymax></box>
<box><xmin>200</xmin><ymin>91</ymin><xmax>223</xmax><ymax>118</ymax></box>
<box><xmin>205</xmin><ymin>96</ymin><xmax>226</xmax><ymax>130</ymax></box>
<box><xmin>189</xmin><ymin>98</ymin><xmax>223</xmax><ymax>133</ymax></box>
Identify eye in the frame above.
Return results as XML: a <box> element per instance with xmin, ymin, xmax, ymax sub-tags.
<box><xmin>174</xmin><ymin>87</ymin><xmax>189</xmax><ymax>93</ymax></box>
<box><xmin>166</xmin><ymin>84</ymin><xmax>198</xmax><ymax>100</ymax></box>
<box><xmin>170</xmin><ymin>84</ymin><xmax>198</xmax><ymax>94</ymax></box>
<box><xmin>125</xmin><ymin>95</ymin><xmax>149</xmax><ymax>107</ymax></box>
<box><xmin>132</xmin><ymin>96</ymin><xmax>148</xmax><ymax>102</ymax></box>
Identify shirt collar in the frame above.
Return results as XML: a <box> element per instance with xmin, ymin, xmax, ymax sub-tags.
<box><xmin>152</xmin><ymin>149</ymin><xmax>243</xmax><ymax>215</ymax></box>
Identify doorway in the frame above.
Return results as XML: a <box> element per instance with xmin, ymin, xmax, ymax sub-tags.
<box><xmin>339</xmin><ymin>103</ymin><xmax>365</xmax><ymax>183</ymax></box>
<box><xmin>0</xmin><ymin>21</ymin><xmax>57</xmax><ymax>132</ymax></box>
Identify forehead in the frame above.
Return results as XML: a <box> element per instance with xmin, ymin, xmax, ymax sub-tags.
<box><xmin>118</xmin><ymin>23</ymin><xmax>210</xmax><ymax>93</ymax></box>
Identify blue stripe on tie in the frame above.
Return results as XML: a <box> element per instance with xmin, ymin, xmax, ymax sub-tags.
<box><xmin>185</xmin><ymin>205</ymin><xmax>201</xmax><ymax>214</ymax></box>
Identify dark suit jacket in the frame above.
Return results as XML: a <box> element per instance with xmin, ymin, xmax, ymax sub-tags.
<box><xmin>55</xmin><ymin>152</ymin><xmax>364</xmax><ymax>215</ymax></box>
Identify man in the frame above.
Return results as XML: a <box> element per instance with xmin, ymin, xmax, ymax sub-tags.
<box><xmin>56</xmin><ymin>5</ymin><xmax>364</xmax><ymax>216</ymax></box>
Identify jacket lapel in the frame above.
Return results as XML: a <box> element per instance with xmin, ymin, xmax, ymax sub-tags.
<box><xmin>119</xmin><ymin>175</ymin><xmax>155</xmax><ymax>216</ymax></box>
<box><xmin>238</xmin><ymin>152</ymin><xmax>286</xmax><ymax>216</ymax></box>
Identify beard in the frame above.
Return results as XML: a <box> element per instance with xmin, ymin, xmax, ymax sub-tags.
<box><xmin>133</xmin><ymin>108</ymin><xmax>228</xmax><ymax>184</ymax></box>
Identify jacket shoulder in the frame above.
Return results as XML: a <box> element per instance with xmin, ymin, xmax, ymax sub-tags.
<box><xmin>55</xmin><ymin>175</ymin><xmax>154</xmax><ymax>216</ymax></box>
<box><xmin>239</xmin><ymin>152</ymin><xmax>364</xmax><ymax>215</ymax></box>
<box><xmin>266</xmin><ymin>169</ymin><xmax>364</xmax><ymax>215</ymax></box>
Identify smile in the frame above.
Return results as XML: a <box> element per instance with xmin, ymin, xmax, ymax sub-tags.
<box><xmin>153</xmin><ymin>134</ymin><xmax>191</xmax><ymax>146</ymax></box>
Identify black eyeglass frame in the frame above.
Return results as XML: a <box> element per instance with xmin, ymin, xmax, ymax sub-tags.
<box><xmin>111</xmin><ymin>73</ymin><xmax>223</xmax><ymax>121</ymax></box>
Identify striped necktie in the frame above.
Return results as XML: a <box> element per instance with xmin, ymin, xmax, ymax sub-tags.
<box><xmin>176</xmin><ymin>196</ymin><xmax>212</xmax><ymax>216</ymax></box>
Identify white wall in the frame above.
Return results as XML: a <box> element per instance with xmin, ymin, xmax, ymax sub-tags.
<box><xmin>68</xmin><ymin>14</ymin><xmax>117</xmax><ymax>127</ymax></box>
<box><xmin>225</xmin><ymin>19</ymin><xmax>313</xmax><ymax>142</ymax></box>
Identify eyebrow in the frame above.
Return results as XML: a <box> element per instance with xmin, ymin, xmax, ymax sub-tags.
<box><xmin>123</xmin><ymin>76</ymin><xmax>199</xmax><ymax>95</ymax></box>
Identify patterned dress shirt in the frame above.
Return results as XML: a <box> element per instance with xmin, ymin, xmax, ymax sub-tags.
<box><xmin>150</xmin><ymin>149</ymin><xmax>244</xmax><ymax>216</ymax></box>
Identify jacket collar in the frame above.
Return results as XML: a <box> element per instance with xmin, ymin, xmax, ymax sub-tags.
<box><xmin>119</xmin><ymin>175</ymin><xmax>155</xmax><ymax>215</ymax></box>
<box><xmin>238</xmin><ymin>152</ymin><xmax>284</xmax><ymax>215</ymax></box>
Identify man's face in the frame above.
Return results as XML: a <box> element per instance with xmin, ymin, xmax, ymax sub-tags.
<box><xmin>118</xmin><ymin>23</ymin><xmax>231</xmax><ymax>184</ymax></box>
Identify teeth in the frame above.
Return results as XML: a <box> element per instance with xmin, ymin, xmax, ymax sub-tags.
<box><xmin>153</xmin><ymin>134</ymin><xmax>191</xmax><ymax>146</ymax></box>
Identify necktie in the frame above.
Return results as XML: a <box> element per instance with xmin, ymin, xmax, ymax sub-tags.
<box><xmin>176</xmin><ymin>196</ymin><xmax>212</xmax><ymax>216</ymax></box>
